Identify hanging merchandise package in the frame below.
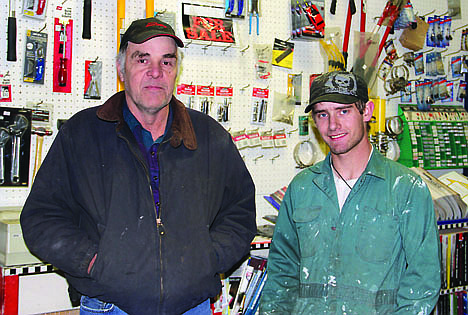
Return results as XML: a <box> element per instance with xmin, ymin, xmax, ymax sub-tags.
<box><xmin>254</xmin><ymin>44</ymin><xmax>272</xmax><ymax>80</ymax></box>
<box><xmin>399</xmin><ymin>16</ymin><xmax>429</xmax><ymax>51</ymax></box>
<box><xmin>414</xmin><ymin>52</ymin><xmax>424</xmax><ymax>75</ymax></box>
<box><xmin>251</xmin><ymin>87</ymin><xmax>269</xmax><ymax>125</ymax></box>
<box><xmin>451</xmin><ymin>56</ymin><xmax>462</xmax><ymax>77</ymax></box>
<box><xmin>447</xmin><ymin>0</ymin><xmax>461</xmax><ymax>20</ymax></box>
<box><xmin>0</xmin><ymin>107</ymin><xmax>32</xmax><ymax>187</ymax></box>
<box><xmin>272</xmin><ymin>92</ymin><xmax>295</xmax><ymax>126</ymax></box>
<box><xmin>442</xmin><ymin>81</ymin><xmax>454</xmax><ymax>103</ymax></box>
<box><xmin>288</xmin><ymin>73</ymin><xmax>302</xmax><ymax>105</ymax></box>
<box><xmin>176</xmin><ymin>84</ymin><xmax>196</xmax><ymax>109</ymax></box>
<box><xmin>22</xmin><ymin>0</ymin><xmax>48</xmax><ymax>20</ymax></box>
<box><xmin>214</xmin><ymin>86</ymin><xmax>233</xmax><ymax>123</ymax></box>
<box><xmin>272</xmin><ymin>38</ymin><xmax>294</xmax><ymax>69</ymax></box>
<box><xmin>23</xmin><ymin>30</ymin><xmax>47</xmax><ymax>84</ymax></box>
<box><xmin>457</xmin><ymin>80</ymin><xmax>466</xmax><ymax>103</ymax></box>
<box><xmin>352</xmin><ymin>31</ymin><xmax>380</xmax><ymax>96</ymax></box>
<box><xmin>84</xmin><ymin>60</ymin><xmax>102</xmax><ymax>99</ymax></box>
<box><xmin>0</xmin><ymin>74</ymin><xmax>12</xmax><ymax>103</ymax></box>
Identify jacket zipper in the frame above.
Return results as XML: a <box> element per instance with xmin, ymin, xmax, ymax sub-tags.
<box><xmin>118</xmin><ymin>131</ymin><xmax>165</xmax><ymax>309</ymax></box>
<box><xmin>150</xmin><ymin>184</ymin><xmax>165</xmax><ymax>311</ymax></box>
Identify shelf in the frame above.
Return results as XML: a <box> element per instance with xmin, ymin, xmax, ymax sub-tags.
<box><xmin>438</xmin><ymin>218</ymin><xmax>468</xmax><ymax>230</ymax></box>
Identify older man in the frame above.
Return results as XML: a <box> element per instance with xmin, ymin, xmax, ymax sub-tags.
<box><xmin>21</xmin><ymin>17</ymin><xmax>256</xmax><ymax>315</ymax></box>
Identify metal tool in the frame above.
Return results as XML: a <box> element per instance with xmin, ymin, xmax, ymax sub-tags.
<box><xmin>249</xmin><ymin>0</ymin><xmax>259</xmax><ymax>35</ymax></box>
<box><xmin>32</xmin><ymin>127</ymin><xmax>52</xmax><ymax>180</ymax></box>
<box><xmin>9</xmin><ymin>114</ymin><xmax>28</xmax><ymax>184</ymax></box>
<box><xmin>7</xmin><ymin>0</ymin><xmax>17</xmax><ymax>61</ymax></box>
<box><xmin>34</xmin><ymin>44</ymin><xmax>45</xmax><ymax>81</ymax></box>
<box><xmin>85</xmin><ymin>62</ymin><xmax>100</xmax><ymax>98</ymax></box>
<box><xmin>0</xmin><ymin>128</ymin><xmax>10</xmax><ymax>185</ymax></box>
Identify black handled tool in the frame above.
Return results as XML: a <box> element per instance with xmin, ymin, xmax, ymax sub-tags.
<box><xmin>7</xmin><ymin>0</ymin><xmax>17</xmax><ymax>61</ymax></box>
<box><xmin>330</xmin><ymin>0</ymin><xmax>337</xmax><ymax>14</ymax></box>
<box><xmin>82</xmin><ymin>0</ymin><xmax>92</xmax><ymax>39</ymax></box>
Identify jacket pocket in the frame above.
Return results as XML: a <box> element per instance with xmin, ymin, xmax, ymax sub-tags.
<box><xmin>355</xmin><ymin>206</ymin><xmax>399</xmax><ymax>263</ymax></box>
<box><xmin>293</xmin><ymin>206</ymin><xmax>322</xmax><ymax>258</ymax></box>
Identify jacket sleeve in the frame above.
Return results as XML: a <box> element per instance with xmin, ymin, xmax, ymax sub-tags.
<box><xmin>395</xmin><ymin>176</ymin><xmax>441</xmax><ymax>314</ymax></box>
<box><xmin>259</xmin><ymin>185</ymin><xmax>300</xmax><ymax>314</ymax></box>
<box><xmin>209</xmin><ymin>134</ymin><xmax>257</xmax><ymax>274</ymax></box>
<box><xmin>20</xmin><ymin>124</ymin><xmax>98</xmax><ymax>278</ymax></box>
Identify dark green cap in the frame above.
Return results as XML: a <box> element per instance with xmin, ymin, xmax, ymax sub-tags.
<box><xmin>305</xmin><ymin>71</ymin><xmax>369</xmax><ymax>113</ymax></box>
<box><xmin>120</xmin><ymin>17</ymin><xmax>184</xmax><ymax>49</ymax></box>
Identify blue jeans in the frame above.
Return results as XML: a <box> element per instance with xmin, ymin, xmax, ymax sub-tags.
<box><xmin>80</xmin><ymin>296</ymin><xmax>211</xmax><ymax>314</ymax></box>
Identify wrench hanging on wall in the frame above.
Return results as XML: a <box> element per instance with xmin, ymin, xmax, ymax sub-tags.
<box><xmin>9</xmin><ymin>114</ymin><xmax>28</xmax><ymax>184</ymax></box>
<box><xmin>0</xmin><ymin>128</ymin><xmax>10</xmax><ymax>185</ymax></box>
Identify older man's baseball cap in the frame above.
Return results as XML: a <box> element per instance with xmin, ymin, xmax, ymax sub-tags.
<box><xmin>120</xmin><ymin>17</ymin><xmax>184</xmax><ymax>49</ymax></box>
<box><xmin>305</xmin><ymin>71</ymin><xmax>369</xmax><ymax>113</ymax></box>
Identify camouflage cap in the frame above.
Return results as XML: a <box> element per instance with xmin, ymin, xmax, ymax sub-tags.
<box><xmin>305</xmin><ymin>71</ymin><xmax>369</xmax><ymax>113</ymax></box>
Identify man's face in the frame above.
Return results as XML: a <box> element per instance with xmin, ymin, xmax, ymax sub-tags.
<box><xmin>312</xmin><ymin>101</ymin><xmax>373</xmax><ymax>156</ymax></box>
<box><xmin>117</xmin><ymin>36</ymin><xmax>178</xmax><ymax>115</ymax></box>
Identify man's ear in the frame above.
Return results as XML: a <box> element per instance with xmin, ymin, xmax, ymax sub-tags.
<box><xmin>363</xmin><ymin>100</ymin><xmax>374</xmax><ymax>123</ymax></box>
<box><xmin>116</xmin><ymin>60</ymin><xmax>125</xmax><ymax>83</ymax></box>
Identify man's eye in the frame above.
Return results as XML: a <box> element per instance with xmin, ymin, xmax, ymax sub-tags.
<box><xmin>162</xmin><ymin>60</ymin><xmax>176</xmax><ymax>67</ymax></box>
<box><xmin>340</xmin><ymin>109</ymin><xmax>349</xmax><ymax>115</ymax></box>
<box><xmin>137</xmin><ymin>58</ymin><xmax>147</xmax><ymax>64</ymax></box>
<box><xmin>317</xmin><ymin>113</ymin><xmax>327</xmax><ymax>118</ymax></box>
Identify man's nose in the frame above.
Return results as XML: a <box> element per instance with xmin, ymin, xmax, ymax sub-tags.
<box><xmin>328</xmin><ymin>114</ymin><xmax>340</xmax><ymax>130</ymax></box>
<box><xmin>147</xmin><ymin>63</ymin><xmax>163</xmax><ymax>78</ymax></box>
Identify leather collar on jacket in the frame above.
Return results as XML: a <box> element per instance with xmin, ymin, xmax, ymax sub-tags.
<box><xmin>96</xmin><ymin>91</ymin><xmax>197</xmax><ymax>150</ymax></box>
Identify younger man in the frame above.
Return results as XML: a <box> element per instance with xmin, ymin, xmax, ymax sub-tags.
<box><xmin>259</xmin><ymin>71</ymin><xmax>440</xmax><ymax>314</ymax></box>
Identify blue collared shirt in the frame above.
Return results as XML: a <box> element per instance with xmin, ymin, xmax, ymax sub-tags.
<box><xmin>123</xmin><ymin>102</ymin><xmax>173</xmax><ymax>218</ymax></box>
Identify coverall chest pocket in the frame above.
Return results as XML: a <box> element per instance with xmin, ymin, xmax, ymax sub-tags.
<box><xmin>356</xmin><ymin>206</ymin><xmax>399</xmax><ymax>263</ymax></box>
<box><xmin>293</xmin><ymin>207</ymin><xmax>322</xmax><ymax>258</ymax></box>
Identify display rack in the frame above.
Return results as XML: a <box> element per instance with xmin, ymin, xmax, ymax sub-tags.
<box><xmin>0</xmin><ymin>0</ymin><xmax>467</xmax><ymax>313</ymax></box>
<box><xmin>397</xmin><ymin>104</ymin><xmax>468</xmax><ymax>169</ymax></box>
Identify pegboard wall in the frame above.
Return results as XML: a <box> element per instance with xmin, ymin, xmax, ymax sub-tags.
<box><xmin>0</xmin><ymin>0</ymin><xmax>467</xmax><ymax>226</ymax></box>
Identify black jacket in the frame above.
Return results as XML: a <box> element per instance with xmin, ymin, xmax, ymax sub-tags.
<box><xmin>20</xmin><ymin>91</ymin><xmax>257</xmax><ymax>314</ymax></box>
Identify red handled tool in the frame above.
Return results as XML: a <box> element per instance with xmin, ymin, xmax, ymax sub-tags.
<box><xmin>342</xmin><ymin>0</ymin><xmax>356</xmax><ymax>69</ymax></box>
<box><xmin>36</xmin><ymin>0</ymin><xmax>46</xmax><ymax>16</ymax></box>
<box><xmin>369</xmin><ymin>1</ymin><xmax>401</xmax><ymax>68</ymax></box>
<box><xmin>360</xmin><ymin>0</ymin><xmax>366</xmax><ymax>32</ymax></box>
<box><xmin>58</xmin><ymin>21</ymin><xmax>68</xmax><ymax>87</ymax></box>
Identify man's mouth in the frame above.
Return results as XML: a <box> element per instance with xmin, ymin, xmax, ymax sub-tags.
<box><xmin>330</xmin><ymin>133</ymin><xmax>346</xmax><ymax>140</ymax></box>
